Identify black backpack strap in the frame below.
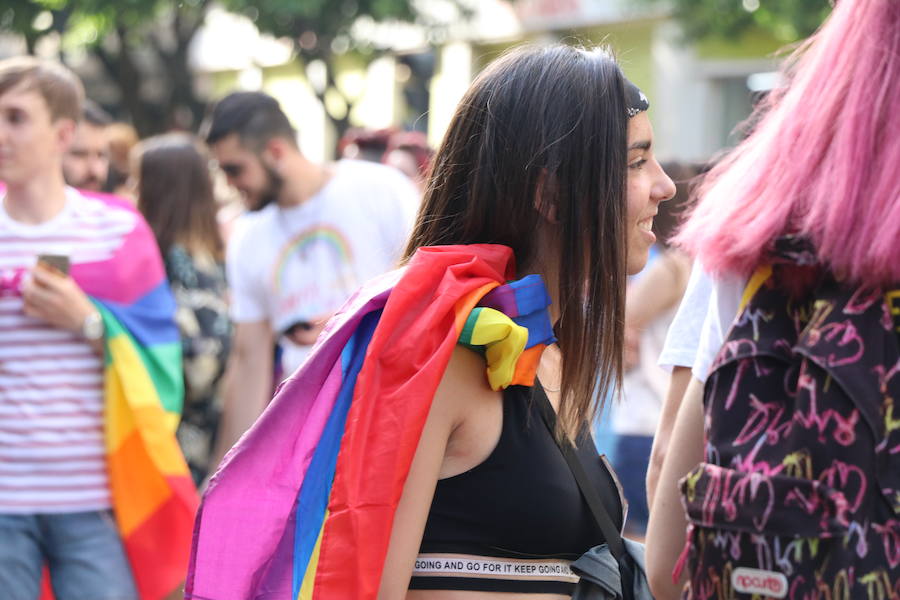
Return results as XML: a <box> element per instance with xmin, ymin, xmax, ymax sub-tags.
<box><xmin>534</xmin><ymin>386</ymin><xmax>636</xmax><ymax>600</ymax></box>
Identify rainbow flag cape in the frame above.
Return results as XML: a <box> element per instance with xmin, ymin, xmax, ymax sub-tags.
<box><xmin>186</xmin><ymin>244</ymin><xmax>556</xmax><ymax>599</ymax></box>
<box><xmin>70</xmin><ymin>191</ymin><xmax>198</xmax><ymax>599</ymax></box>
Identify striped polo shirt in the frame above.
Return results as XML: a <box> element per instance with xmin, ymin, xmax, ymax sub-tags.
<box><xmin>0</xmin><ymin>188</ymin><xmax>135</xmax><ymax>513</ymax></box>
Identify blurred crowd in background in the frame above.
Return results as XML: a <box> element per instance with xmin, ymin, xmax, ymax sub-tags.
<box><xmin>1</xmin><ymin>0</ymin><xmax>835</xmax><ymax>537</ymax></box>
<box><xmin>0</xmin><ymin>1</ymin><xmax>839</xmax><ymax>598</ymax></box>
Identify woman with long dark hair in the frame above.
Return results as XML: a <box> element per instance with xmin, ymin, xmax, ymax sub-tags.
<box><xmin>185</xmin><ymin>44</ymin><xmax>673</xmax><ymax>600</ymax></box>
<box><xmin>134</xmin><ymin>133</ymin><xmax>232</xmax><ymax>485</ymax></box>
<box><xmin>386</xmin><ymin>44</ymin><xmax>674</xmax><ymax>598</ymax></box>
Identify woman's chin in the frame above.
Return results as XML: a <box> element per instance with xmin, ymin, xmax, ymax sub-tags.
<box><xmin>626</xmin><ymin>253</ymin><xmax>649</xmax><ymax>276</ymax></box>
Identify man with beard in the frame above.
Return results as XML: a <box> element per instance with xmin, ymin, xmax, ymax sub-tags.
<box><xmin>62</xmin><ymin>99</ymin><xmax>111</xmax><ymax>192</ymax></box>
<box><xmin>204</xmin><ymin>91</ymin><xmax>419</xmax><ymax>467</ymax></box>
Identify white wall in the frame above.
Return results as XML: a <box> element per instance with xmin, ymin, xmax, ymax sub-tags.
<box><xmin>650</xmin><ymin>23</ymin><xmax>778</xmax><ymax>163</ymax></box>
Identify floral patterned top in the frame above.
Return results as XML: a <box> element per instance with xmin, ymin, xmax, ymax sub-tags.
<box><xmin>166</xmin><ymin>244</ymin><xmax>231</xmax><ymax>484</ymax></box>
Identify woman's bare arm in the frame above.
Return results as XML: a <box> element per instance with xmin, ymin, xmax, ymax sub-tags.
<box><xmin>645</xmin><ymin>365</ymin><xmax>692</xmax><ymax>506</ymax></box>
<box><xmin>645</xmin><ymin>377</ymin><xmax>705</xmax><ymax>600</ymax></box>
<box><xmin>626</xmin><ymin>250</ymin><xmax>692</xmax><ymax>332</ymax></box>
<box><xmin>377</xmin><ymin>346</ymin><xmax>498</xmax><ymax>599</ymax></box>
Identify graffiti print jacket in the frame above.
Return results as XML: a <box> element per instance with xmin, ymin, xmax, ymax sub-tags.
<box><xmin>679</xmin><ymin>238</ymin><xmax>900</xmax><ymax>600</ymax></box>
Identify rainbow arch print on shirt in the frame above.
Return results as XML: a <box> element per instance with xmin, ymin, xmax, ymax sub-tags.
<box><xmin>271</xmin><ymin>226</ymin><xmax>355</xmax><ymax>294</ymax></box>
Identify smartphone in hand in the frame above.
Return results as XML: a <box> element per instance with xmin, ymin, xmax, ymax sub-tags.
<box><xmin>36</xmin><ymin>254</ymin><xmax>71</xmax><ymax>276</ymax></box>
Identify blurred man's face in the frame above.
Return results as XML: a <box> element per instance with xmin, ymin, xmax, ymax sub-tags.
<box><xmin>211</xmin><ymin>133</ymin><xmax>281</xmax><ymax>211</ymax></box>
<box><xmin>0</xmin><ymin>83</ymin><xmax>72</xmax><ymax>187</ymax></box>
<box><xmin>63</xmin><ymin>121</ymin><xmax>109</xmax><ymax>191</ymax></box>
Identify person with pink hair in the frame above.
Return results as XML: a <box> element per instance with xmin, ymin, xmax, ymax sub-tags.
<box><xmin>645</xmin><ymin>0</ymin><xmax>900</xmax><ymax>597</ymax></box>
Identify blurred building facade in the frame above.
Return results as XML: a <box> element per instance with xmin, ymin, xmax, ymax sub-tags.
<box><xmin>189</xmin><ymin>0</ymin><xmax>784</xmax><ymax>163</ymax></box>
<box><xmin>452</xmin><ymin>0</ymin><xmax>784</xmax><ymax>163</ymax></box>
<box><xmin>0</xmin><ymin>0</ymin><xmax>785</xmax><ymax>164</ymax></box>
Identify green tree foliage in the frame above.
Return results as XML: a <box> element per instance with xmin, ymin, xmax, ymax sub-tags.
<box><xmin>1</xmin><ymin>0</ymin><xmax>60</xmax><ymax>54</ymax></box>
<box><xmin>1</xmin><ymin>0</ymin><xmax>212</xmax><ymax>135</ymax></box>
<box><xmin>221</xmin><ymin>0</ymin><xmax>468</xmax><ymax>140</ymax></box>
<box><xmin>650</xmin><ymin>0</ymin><xmax>832</xmax><ymax>43</ymax></box>
<box><xmin>2</xmin><ymin>0</ymin><xmax>464</xmax><ymax>139</ymax></box>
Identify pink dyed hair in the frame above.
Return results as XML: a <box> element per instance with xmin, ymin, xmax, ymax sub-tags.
<box><xmin>677</xmin><ymin>0</ymin><xmax>900</xmax><ymax>287</ymax></box>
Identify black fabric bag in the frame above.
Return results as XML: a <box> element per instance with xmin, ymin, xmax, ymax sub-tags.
<box><xmin>535</xmin><ymin>391</ymin><xmax>654</xmax><ymax>600</ymax></box>
<box><xmin>570</xmin><ymin>538</ymin><xmax>652</xmax><ymax>600</ymax></box>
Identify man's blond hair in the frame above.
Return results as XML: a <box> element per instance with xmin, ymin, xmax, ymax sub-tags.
<box><xmin>0</xmin><ymin>56</ymin><xmax>84</xmax><ymax>122</ymax></box>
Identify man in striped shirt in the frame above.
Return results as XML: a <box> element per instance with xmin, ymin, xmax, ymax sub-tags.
<box><xmin>0</xmin><ymin>57</ymin><xmax>142</xmax><ymax>599</ymax></box>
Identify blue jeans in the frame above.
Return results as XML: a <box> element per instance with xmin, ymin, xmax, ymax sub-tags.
<box><xmin>0</xmin><ymin>511</ymin><xmax>138</xmax><ymax>600</ymax></box>
<box><xmin>612</xmin><ymin>434</ymin><xmax>653</xmax><ymax>536</ymax></box>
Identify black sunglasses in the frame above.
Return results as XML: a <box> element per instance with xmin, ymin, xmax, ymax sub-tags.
<box><xmin>218</xmin><ymin>162</ymin><xmax>245</xmax><ymax>178</ymax></box>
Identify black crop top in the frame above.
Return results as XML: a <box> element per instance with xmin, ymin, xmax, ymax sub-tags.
<box><xmin>409</xmin><ymin>384</ymin><xmax>625</xmax><ymax>595</ymax></box>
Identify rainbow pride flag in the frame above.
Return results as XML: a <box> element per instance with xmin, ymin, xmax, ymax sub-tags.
<box><xmin>70</xmin><ymin>192</ymin><xmax>197</xmax><ymax>599</ymax></box>
<box><xmin>186</xmin><ymin>244</ymin><xmax>556</xmax><ymax>599</ymax></box>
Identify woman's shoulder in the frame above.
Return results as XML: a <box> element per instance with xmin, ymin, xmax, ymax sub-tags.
<box><xmin>438</xmin><ymin>345</ymin><xmax>495</xmax><ymax>392</ymax></box>
<box><xmin>432</xmin><ymin>345</ymin><xmax>500</xmax><ymax>424</ymax></box>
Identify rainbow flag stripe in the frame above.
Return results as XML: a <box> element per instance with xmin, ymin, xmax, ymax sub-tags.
<box><xmin>458</xmin><ymin>275</ymin><xmax>555</xmax><ymax>390</ymax></box>
<box><xmin>72</xmin><ymin>192</ymin><xmax>197</xmax><ymax>600</ymax></box>
<box><xmin>186</xmin><ymin>244</ymin><xmax>556</xmax><ymax>599</ymax></box>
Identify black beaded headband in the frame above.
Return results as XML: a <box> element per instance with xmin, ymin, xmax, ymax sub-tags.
<box><xmin>625</xmin><ymin>79</ymin><xmax>649</xmax><ymax>118</ymax></box>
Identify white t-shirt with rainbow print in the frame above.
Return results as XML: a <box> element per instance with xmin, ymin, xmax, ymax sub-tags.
<box><xmin>227</xmin><ymin>159</ymin><xmax>419</xmax><ymax>372</ymax></box>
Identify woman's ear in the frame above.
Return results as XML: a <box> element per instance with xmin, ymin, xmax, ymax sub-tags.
<box><xmin>534</xmin><ymin>169</ymin><xmax>559</xmax><ymax>225</ymax></box>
